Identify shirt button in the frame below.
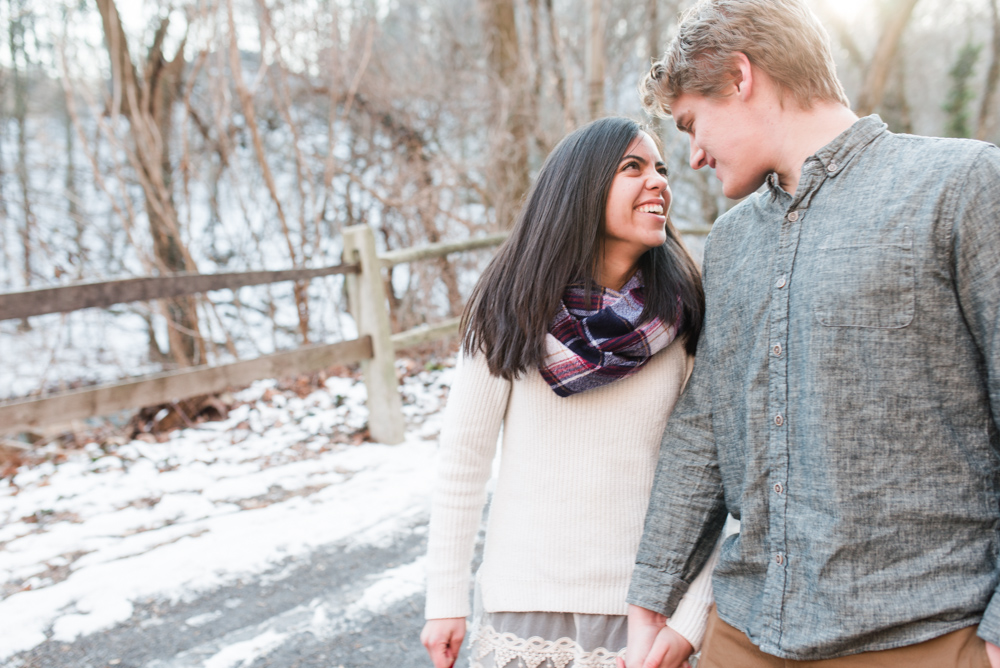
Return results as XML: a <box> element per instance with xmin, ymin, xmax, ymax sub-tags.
<box><xmin>774</xmin><ymin>414</ymin><xmax>784</xmax><ymax>426</ymax></box>
<box><xmin>775</xmin><ymin>275</ymin><xmax>787</xmax><ymax>289</ymax></box>
<box><xmin>787</xmin><ymin>210</ymin><xmax>799</xmax><ymax>222</ymax></box>
<box><xmin>827</xmin><ymin>162</ymin><xmax>838</xmax><ymax>172</ymax></box>
<box><xmin>774</xmin><ymin>482</ymin><xmax>783</xmax><ymax>494</ymax></box>
<box><xmin>773</xmin><ymin>343</ymin><xmax>782</xmax><ymax>356</ymax></box>
<box><xmin>775</xmin><ymin>553</ymin><xmax>785</xmax><ymax>565</ymax></box>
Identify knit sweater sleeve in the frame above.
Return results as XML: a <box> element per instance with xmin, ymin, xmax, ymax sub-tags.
<box><xmin>424</xmin><ymin>353</ymin><xmax>511</xmax><ymax>619</ymax></box>
<box><xmin>664</xmin><ymin>517</ymin><xmax>738</xmax><ymax>651</ymax></box>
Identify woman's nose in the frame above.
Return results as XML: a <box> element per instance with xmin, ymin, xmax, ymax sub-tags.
<box><xmin>648</xmin><ymin>170</ymin><xmax>669</xmax><ymax>191</ymax></box>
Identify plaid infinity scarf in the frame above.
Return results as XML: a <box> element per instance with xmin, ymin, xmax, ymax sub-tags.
<box><xmin>539</xmin><ymin>271</ymin><xmax>679</xmax><ymax>397</ymax></box>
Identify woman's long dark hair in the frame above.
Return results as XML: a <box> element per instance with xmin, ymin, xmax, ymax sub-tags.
<box><xmin>462</xmin><ymin>116</ymin><xmax>704</xmax><ymax>379</ymax></box>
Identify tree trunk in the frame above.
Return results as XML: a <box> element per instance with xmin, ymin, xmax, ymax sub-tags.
<box><xmin>526</xmin><ymin>0</ymin><xmax>544</xmax><ymax>154</ymax></box>
<box><xmin>95</xmin><ymin>0</ymin><xmax>202</xmax><ymax>366</ymax></box>
<box><xmin>225</xmin><ymin>0</ymin><xmax>311</xmax><ymax>344</ymax></box>
<box><xmin>0</xmin><ymin>64</ymin><xmax>6</xmax><ymax>288</ymax></box>
<box><xmin>9</xmin><ymin>0</ymin><xmax>34</xmax><ymax>292</ymax></box>
<box><xmin>544</xmin><ymin>0</ymin><xmax>576</xmax><ymax>133</ymax></box>
<box><xmin>478</xmin><ymin>0</ymin><xmax>530</xmax><ymax>229</ymax></box>
<box><xmin>66</xmin><ymin>101</ymin><xmax>84</xmax><ymax>279</ymax></box>
<box><xmin>587</xmin><ymin>0</ymin><xmax>605</xmax><ymax>120</ymax></box>
<box><xmin>813</xmin><ymin>0</ymin><xmax>866</xmax><ymax>72</ymax></box>
<box><xmin>855</xmin><ymin>0</ymin><xmax>922</xmax><ymax>116</ymax></box>
<box><xmin>976</xmin><ymin>0</ymin><xmax>1000</xmax><ymax>141</ymax></box>
<box><xmin>369</xmin><ymin>101</ymin><xmax>465</xmax><ymax>320</ymax></box>
<box><xmin>645</xmin><ymin>0</ymin><xmax>669</xmax><ymax>139</ymax></box>
<box><xmin>697</xmin><ymin>170</ymin><xmax>720</xmax><ymax>228</ymax></box>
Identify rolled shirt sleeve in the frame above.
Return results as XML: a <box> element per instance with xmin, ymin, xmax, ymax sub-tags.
<box><xmin>949</xmin><ymin>145</ymin><xmax>1000</xmax><ymax>646</ymax></box>
<box><xmin>627</xmin><ymin>333</ymin><xmax>728</xmax><ymax>618</ymax></box>
<box><xmin>665</xmin><ymin>516</ymin><xmax>738</xmax><ymax>651</ymax></box>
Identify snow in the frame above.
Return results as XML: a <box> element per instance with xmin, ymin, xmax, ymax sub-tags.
<box><xmin>342</xmin><ymin>556</ymin><xmax>427</xmax><ymax>623</ymax></box>
<box><xmin>0</xmin><ymin>361</ymin><xmax>456</xmax><ymax>661</ymax></box>
<box><xmin>201</xmin><ymin>630</ymin><xmax>289</xmax><ymax>668</ymax></box>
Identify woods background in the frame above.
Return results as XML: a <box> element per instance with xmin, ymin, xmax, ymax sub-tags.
<box><xmin>1</xmin><ymin>0</ymin><xmax>998</xmax><ymax>401</ymax></box>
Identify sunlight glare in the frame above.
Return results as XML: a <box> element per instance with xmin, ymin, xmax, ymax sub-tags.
<box><xmin>822</xmin><ymin>0</ymin><xmax>871</xmax><ymax>24</ymax></box>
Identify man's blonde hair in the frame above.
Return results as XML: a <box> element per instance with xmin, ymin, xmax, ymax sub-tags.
<box><xmin>640</xmin><ymin>0</ymin><xmax>849</xmax><ymax>117</ymax></box>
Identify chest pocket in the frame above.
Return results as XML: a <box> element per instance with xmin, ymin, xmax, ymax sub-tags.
<box><xmin>813</xmin><ymin>226</ymin><xmax>914</xmax><ymax>329</ymax></box>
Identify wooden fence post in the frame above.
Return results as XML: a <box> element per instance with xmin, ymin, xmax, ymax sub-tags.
<box><xmin>342</xmin><ymin>225</ymin><xmax>406</xmax><ymax>444</ymax></box>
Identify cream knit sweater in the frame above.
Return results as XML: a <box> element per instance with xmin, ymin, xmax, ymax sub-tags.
<box><xmin>424</xmin><ymin>336</ymin><xmax>719</xmax><ymax>649</ymax></box>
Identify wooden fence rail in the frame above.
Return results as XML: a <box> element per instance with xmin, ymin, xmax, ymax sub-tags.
<box><xmin>378</xmin><ymin>233</ymin><xmax>510</xmax><ymax>268</ymax></box>
<box><xmin>0</xmin><ymin>224</ymin><xmax>710</xmax><ymax>442</ymax></box>
<box><xmin>0</xmin><ymin>339</ymin><xmax>373</xmax><ymax>435</ymax></box>
<box><xmin>0</xmin><ymin>265</ymin><xmax>361</xmax><ymax>321</ymax></box>
<box><xmin>0</xmin><ymin>226</ymin><xmax>510</xmax><ymax>443</ymax></box>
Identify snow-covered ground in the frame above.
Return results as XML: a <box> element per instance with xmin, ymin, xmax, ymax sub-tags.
<box><xmin>0</xmin><ymin>361</ymin><xmax>456</xmax><ymax>664</ymax></box>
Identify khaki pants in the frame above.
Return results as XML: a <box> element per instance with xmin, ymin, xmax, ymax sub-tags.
<box><xmin>698</xmin><ymin>606</ymin><xmax>991</xmax><ymax>668</ymax></box>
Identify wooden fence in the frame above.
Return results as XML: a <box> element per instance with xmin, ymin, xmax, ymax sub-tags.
<box><xmin>0</xmin><ymin>225</ymin><xmax>508</xmax><ymax>444</ymax></box>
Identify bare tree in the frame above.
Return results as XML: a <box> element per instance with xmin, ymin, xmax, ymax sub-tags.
<box><xmin>93</xmin><ymin>0</ymin><xmax>204</xmax><ymax>366</ymax></box>
<box><xmin>544</xmin><ymin>0</ymin><xmax>576</xmax><ymax>133</ymax></box>
<box><xmin>8</xmin><ymin>0</ymin><xmax>35</xmax><ymax>299</ymax></box>
<box><xmin>855</xmin><ymin>0</ymin><xmax>922</xmax><ymax>116</ymax></box>
<box><xmin>63</xmin><ymin>2</ymin><xmax>84</xmax><ymax>280</ymax></box>
<box><xmin>223</xmin><ymin>0</ymin><xmax>313</xmax><ymax>343</ymax></box>
<box><xmin>976</xmin><ymin>0</ymin><xmax>1000</xmax><ymax>140</ymax></box>
<box><xmin>10</xmin><ymin>0</ymin><xmax>998</xmax><ymax>388</ymax></box>
<box><xmin>478</xmin><ymin>0</ymin><xmax>530</xmax><ymax>229</ymax></box>
<box><xmin>587</xmin><ymin>0</ymin><xmax>605</xmax><ymax>119</ymax></box>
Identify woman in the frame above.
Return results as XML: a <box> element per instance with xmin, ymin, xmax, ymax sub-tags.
<box><xmin>421</xmin><ymin>117</ymin><xmax>715</xmax><ymax>668</ymax></box>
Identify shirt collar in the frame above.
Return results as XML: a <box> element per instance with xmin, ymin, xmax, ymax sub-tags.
<box><xmin>765</xmin><ymin>114</ymin><xmax>888</xmax><ymax>198</ymax></box>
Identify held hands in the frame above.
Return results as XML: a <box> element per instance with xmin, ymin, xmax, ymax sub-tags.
<box><xmin>987</xmin><ymin>640</ymin><xmax>1000</xmax><ymax>668</ymax></box>
<box><xmin>618</xmin><ymin>604</ymin><xmax>694</xmax><ymax>668</ymax></box>
<box><xmin>421</xmin><ymin>617</ymin><xmax>466</xmax><ymax>668</ymax></box>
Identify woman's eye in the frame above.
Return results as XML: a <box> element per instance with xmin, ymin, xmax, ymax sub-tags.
<box><xmin>622</xmin><ymin>161</ymin><xmax>640</xmax><ymax>171</ymax></box>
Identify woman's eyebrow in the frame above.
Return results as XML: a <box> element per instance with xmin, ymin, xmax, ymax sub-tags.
<box><xmin>619</xmin><ymin>154</ymin><xmax>647</xmax><ymax>164</ymax></box>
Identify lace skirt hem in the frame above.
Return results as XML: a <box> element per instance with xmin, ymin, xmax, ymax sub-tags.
<box><xmin>468</xmin><ymin>611</ymin><xmax>627</xmax><ymax>668</ymax></box>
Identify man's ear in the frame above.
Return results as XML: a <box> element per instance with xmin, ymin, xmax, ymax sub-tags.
<box><xmin>733</xmin><ymin>52</ymin><xmax>753</xmax><ymax>100</ymax></box>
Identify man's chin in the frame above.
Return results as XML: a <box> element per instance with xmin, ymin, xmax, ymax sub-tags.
<box><xmin>722</xmin><ymin>185</ymin><xmax>754</xmax><ymax>200</ymax></box>
<box><xmin>721</xmin><ymin>178</ymin><xmax>767</xmax><ymax>200</ymax></box>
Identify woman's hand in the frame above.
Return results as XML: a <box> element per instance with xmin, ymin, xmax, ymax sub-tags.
<box><xmin>421</xmin><ymin>617</ymin><xmax>466</xmax><ymax>668</ymax></box>
<box><xmin>640</xmin><ymin>626</ymin><xmax>694</xmax><ymax>668</ymax></box>
<box><xmin>618</xmin><ymin>605</ymin><xmax>693</xmax><ymax>668</ymax></box>
<box><xmin>986</xmin><ymin>640</ymin><xmax>1000</xmax><ymax>668</ymax></box>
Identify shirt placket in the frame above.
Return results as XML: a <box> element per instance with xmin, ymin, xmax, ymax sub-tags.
<box><xmin>758</xmin><ymin>179</ymin><xmax>814</xmax><ymax>652</ymax></box>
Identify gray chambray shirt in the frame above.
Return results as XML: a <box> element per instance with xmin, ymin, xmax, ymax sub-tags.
<box><xmin>627</xmin><ymin>116</ymin><xmax>1000</xmax><ymax>660</ymax></box>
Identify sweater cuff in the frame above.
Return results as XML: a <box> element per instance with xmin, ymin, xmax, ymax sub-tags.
<box><xmin>424</xmin><ymin>583</ymin><xmax>471</xmax><ymax>620</ymax></box>
<box><xmin>665</xmin><ymin>590</ymin><xmax>712</xmax><ymax>651</ymax></box>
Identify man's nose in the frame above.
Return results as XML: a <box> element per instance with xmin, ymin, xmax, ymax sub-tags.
<box><xmin>689</xmin><ymin>140</ymin><xmax>708</xmax><ymax>170</ymax></box>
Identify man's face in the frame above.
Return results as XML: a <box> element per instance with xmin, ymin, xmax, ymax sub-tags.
<box><xmin>672</xmin><ymin>90</ymin><xmax>770</xmax><ymax>200</ymax></box>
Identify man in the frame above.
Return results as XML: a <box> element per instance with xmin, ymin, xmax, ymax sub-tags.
<box><xmin>622</xmin><ymin>1</ymin><xmax>1000</xmax><ymax>667</ymax></box>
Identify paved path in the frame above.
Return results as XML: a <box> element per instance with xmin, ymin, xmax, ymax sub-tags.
<box><xmin>12</xmin><ymin>508</ymin><xmax>485</xmax><ymax>668</ymax></box>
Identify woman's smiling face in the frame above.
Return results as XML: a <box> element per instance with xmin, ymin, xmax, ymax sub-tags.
<box><xmin>603</xmin><ymin>131</ymin><xmax>671</xmax><ymax>256</ymax></box>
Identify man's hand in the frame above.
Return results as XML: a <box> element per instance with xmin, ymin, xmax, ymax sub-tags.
<box><xmin>421</xmin><ymin>617</ymin><xmax>466</xmax><ymax>668</ymax></box>
<box><xmin>618</xmin><ymin>604</ymin><xmax>693</xmax><ymax>668</ymax></box>
<box><xmin>986</xmin><ymin>640</ymin><xmax>1000</xmax><ymax>668</ymax></box>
